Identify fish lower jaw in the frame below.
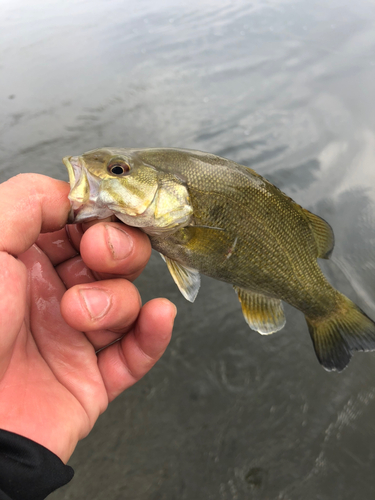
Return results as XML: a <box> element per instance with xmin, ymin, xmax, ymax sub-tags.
<box><xmin>114</xmin><ymin>211</ymin><xmax>190</xmax><ymax>236</ymax></box>
<box><xmin>68</xmin><ymin>202</ymin><xmax>114</xmax><ymax>223</ymax></box>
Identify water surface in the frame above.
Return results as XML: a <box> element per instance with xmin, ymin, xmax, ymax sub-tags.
<box><xmin>2</xmin><ymin>0</ymin><xmax>375</xmax><ymax>498</ymax></box>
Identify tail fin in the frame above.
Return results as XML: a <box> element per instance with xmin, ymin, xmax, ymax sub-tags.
<box><xmin>305</xmin><ymin>294</ymin><xmax>375</xmax><ymax>371</ymax></box>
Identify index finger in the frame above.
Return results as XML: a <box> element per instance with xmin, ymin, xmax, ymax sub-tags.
<box><xmin>79</xmin><ymin>222</ymin><xmax>152</xmax><ymax>281</ymax></box>
<box><xmin>0</xmin><ymin>174</ymin><xmax>70</xmax><ymax>256</ymax></box>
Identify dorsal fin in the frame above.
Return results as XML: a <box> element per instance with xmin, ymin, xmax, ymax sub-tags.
<box><xmin>303</xmin><ymin>209</ymin><xmax>334</xmax><ymax>259</ymax></box>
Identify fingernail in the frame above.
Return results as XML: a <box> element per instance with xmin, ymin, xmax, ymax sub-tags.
<box><xmin>105</xmin><ymin>225</ymin><xmax>133</xmax><ymax>260</ymax></box>
<box><xmin>79</xmin><ymin>288</ymin><xmax>112</xmax><ymax>319</ymax></box>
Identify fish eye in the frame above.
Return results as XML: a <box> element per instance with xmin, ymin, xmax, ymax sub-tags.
<box><xmin>108</xmin><ymin>162</ymin><xmax>130</xmax><ymax>176</ymax></box>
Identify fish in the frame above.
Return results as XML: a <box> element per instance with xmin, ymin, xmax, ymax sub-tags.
<box><xmin>63</xmin><ymin>147</ymin><xmax>375</xmax><ymax>371</ymax></box>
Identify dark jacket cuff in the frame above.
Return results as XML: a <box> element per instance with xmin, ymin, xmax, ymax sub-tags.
<box><xmin>0</xmin><ymin>429</ymin><xmax>74</xmax><ymax>500</ymax></box>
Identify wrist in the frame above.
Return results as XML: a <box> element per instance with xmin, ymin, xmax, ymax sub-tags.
<box><xmin>0</xmin><ymin>421</ymin><xmax>78</xmax><ymax>463</ymax></box>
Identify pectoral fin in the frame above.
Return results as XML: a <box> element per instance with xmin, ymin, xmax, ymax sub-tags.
<box><xmin>234</xmin><ymin>286</ymin><xmax>286</xmax><ymax>334</ymax></box>
<box><xmin>161</xmin><ymin>254</ymin><xmax>201</xmax><ymax>302</ymax></box>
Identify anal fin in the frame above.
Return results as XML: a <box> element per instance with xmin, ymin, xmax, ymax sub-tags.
<box><xmin>160</xmin><ymin>254</ymin><xmax>200</xmax><ymax>302</ymax></box>
<box><xmin>234</xmin><ymin>286</ymin><xmax>286</xmax><ymax>334</ymax></box>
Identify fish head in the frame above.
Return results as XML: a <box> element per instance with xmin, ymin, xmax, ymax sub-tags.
<box><xmin>63</xmin><ymin>148</ymin><xmax>193</xmax><ymax>232</ymax></box>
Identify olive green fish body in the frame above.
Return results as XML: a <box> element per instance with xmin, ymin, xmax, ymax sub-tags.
<box><xmin>140</xmin><ymin>150</ymin><xmax>334</xmax><ymax>315</ymax></box>
<box><xmin>64</xmin><ymin>147</ymin><xmax>375</xmax><ymax>371</ymax></box>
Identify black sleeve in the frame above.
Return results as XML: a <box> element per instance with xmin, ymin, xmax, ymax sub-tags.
<box><xmin>0</xmin><ymin>429</ymin><xmax>74</xmax><ymax>500</ymax></box>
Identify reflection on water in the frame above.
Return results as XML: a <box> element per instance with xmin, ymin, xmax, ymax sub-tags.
<box><xmin>2</xmin><ymin>0</ymin><xmax>375</xmax><ymax>498</ymax></box>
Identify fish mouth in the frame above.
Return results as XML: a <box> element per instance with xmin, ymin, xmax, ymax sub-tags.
<box><xmin>63</xmin><ymin>156</ymin><xmax>113</xmax><ymax>223</ymax></box>
<box><xmin>62</xmin><ymin>156</ymin><xmax>78</xmax><ymax>192</ymax></box>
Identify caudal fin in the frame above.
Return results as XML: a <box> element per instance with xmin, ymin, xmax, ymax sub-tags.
<box><xmin>305</xmin><ymin>295</ymin><xmax>375</xmax><ymax>371</ymax></box>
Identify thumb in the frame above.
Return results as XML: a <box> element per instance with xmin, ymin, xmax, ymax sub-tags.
<box><xmin>0</xmin><ymin>252</ymin><xmax>27</xmax><ymax>378</ymax></box>
<box><xmin>0</xmin><ymin>174</ymin><xmax>70</xmax><ymax>256</ymax></box>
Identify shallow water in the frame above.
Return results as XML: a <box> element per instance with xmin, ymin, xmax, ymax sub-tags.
<box><xmin>2</xmin><ymin>0</ymin><xmax>375</xmax><ymax>498</ymax></box>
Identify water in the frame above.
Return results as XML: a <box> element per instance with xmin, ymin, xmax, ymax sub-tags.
<box><xmin>2</xmin><ymin>0</ymin><xmax>375</xmax><ymax>498</ymax></box>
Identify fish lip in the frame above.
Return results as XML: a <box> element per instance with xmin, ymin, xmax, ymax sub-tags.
<box><xmin>63</xmin><ymin>156</ymin><xmax>79</xmax><ymax>222</ymax></box>
<box><xmin>63</xmin><ymin>155</ymin><xmax>89</xmax><ymax>194</ymax></box>
<box><xmin>62</xmin><ymin>156</ymin><xmax>76</xmax><ymax>189</ymax></box>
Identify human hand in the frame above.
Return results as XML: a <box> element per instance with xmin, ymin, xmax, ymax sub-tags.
<box><xmin>0</xmin><ymin>174</ymin><xmax>176</xmax><ymax>463</ymax></box>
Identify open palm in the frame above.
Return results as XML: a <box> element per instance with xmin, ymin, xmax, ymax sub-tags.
<box><xmin>0</xmin><ymin>174</ymin><xmax>175</xmax><ymax>463</ymax></box>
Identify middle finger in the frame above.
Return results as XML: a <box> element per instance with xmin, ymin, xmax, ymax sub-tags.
<box><xmin>60</xmin><ymin>278</ymin><xmax>142</xmax><ymax>337</ymax></box>
<box><xmin>56</xmin><ymin>222</ymin><xmax>152</xmax><ymax>288</ymax></box>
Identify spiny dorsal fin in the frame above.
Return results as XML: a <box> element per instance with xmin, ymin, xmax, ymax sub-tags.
<box><xmin>302</xmin><ymin>209</ymin><xmax>334</xmax><ymax>259</ymax></box>
<box><xmin>234</xmin><ymin>286</ymin><xmax>286</xmax><ymax>334</ymax></box>
<box><xmin>160</xmin><ymin>254</ymin><xmax>200</xmax><ymax>302</ymax></box>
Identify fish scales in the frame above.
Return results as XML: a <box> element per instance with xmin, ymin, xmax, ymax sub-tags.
<box><xmin>147</xmin><ymin>151</ymin><xmax>330</xmax><ymax>311</ymax></box>
<box><xmin>63</xmin><ymin>147</ymin><xmax>375</xmax><ymax>371</ymax></box>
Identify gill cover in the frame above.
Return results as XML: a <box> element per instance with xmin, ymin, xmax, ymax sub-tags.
<box><xmin>99</xmin><ymin>167</ymin><xmax>159</xmax><ymax>217</ymax></box>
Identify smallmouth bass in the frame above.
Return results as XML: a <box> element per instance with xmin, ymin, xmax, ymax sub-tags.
<box><xmin>63</xmin><ymin>147</ymin><xmax>375</xmax><ymax>371</ymax></box>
